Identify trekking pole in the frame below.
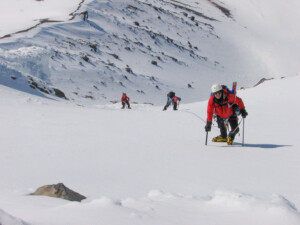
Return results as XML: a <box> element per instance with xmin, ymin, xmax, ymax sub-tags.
<box><xmin>242</xmin><ymin>118</ymin><xmax>245</xmax><ymax>147</ymax></box>
<box><xmin>205</xmin><ymin>131</ymin><xmax>208</xmax><ymax>146</ymax></box>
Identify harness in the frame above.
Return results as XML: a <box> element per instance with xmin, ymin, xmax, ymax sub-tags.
<box><xmin>213</xmin><ymin>91</ymin><xmax>236</xmax><ymax>131</ymax></box>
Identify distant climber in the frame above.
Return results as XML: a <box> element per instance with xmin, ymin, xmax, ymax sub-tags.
<box><xmin>163</xmin><ymin>91</ymin><xmax>181</xmax><ymax>111</ymax></box>
<box><xmin>81</xmin><ymin>11</ymin><xmax>88</xmax><ymax>21</ymax></box>
<box><xmin>121</xmin><ymin>93</ymin><xmax>131</xmax><ymax>109</ymax></box>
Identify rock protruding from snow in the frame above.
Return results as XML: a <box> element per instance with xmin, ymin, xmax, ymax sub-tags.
<box><xmin>30</xmin><ymin>183</ymin><xmax>86</xmax><ymax>202</ymax></box>
<box><xmin>254</xmin><ymin>77</ymin><xmax>274</xmax><ymax>87</ymax></box>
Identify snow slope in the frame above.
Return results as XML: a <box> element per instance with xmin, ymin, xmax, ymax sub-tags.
<box><xmin>0</xmin><ymin>75</ymin><xmax>299</xmax><ymax>225</ymax></box>
<box><xmin>221</xmin><ymin>0</ymin><xmax>300</xmax><ymax>76</ymax></box>
<box><xmin>0</xmin><ymin>0</ymin><xmax>299</xmax><ymax>105</ymax></box>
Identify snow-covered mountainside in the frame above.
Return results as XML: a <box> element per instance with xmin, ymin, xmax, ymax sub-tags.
<box><xmin>0</xmin><ymin>0</ymin><xmax>299</xmax><ymax>105</ymax></box>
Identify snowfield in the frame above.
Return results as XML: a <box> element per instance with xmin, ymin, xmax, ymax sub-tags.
<box><xmin>0</xmin><ymin>0</ymin><xmax>300</xmax><ymax>224</ymax></box>
<box><xmin>0</xmin><ymin>75</ymin><xmax>299</xmax><ymax>225</ymax></box>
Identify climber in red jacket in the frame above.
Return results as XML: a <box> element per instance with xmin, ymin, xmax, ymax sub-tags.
<box><xmin>121</xmin><ymin>93</ymin><xmax>131</xmax><ymax>109</ymax></box>
<box><xmin>205</xmin><ymin>84</ymin><xmax>248</xmax><ymax>145</ymax></box>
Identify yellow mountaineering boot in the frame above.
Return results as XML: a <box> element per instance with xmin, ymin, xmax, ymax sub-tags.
<box><xmin>227</xmin><ymin>136</ymin><xmax>234</xmax><ymax>145</ymax></box>
<box><xmin>212</xmin><ymin>136</ymin><xmax>227</xmax><ymax>142</ymax></box>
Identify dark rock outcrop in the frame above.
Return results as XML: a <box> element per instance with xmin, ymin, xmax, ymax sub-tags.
<box><xmin>30</xmin><ymin>183</ymin><xmax>86</xmax><ymax>202</ymax></box>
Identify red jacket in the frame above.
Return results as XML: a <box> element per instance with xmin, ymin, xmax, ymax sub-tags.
<box><xmin>121</xmin><ymin>94</ymin><xmax>130</xmax><ymax>102</ymax></box>
<box><xmin>207</xmin><ymin>89</ymin><xmax>245</xmax><ymax>121</ymax></box>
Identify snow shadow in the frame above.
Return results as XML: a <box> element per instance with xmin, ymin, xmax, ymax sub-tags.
<box><xmin>235</xmin><ymin>143</ymin><xmax>292</xmax><ymax>149</ymax></box>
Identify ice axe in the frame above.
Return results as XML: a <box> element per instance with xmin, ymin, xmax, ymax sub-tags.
<box><xmin>242</xmin><ymin>118</ymin><xmax>245</xmax><ymax>147</ymax></box>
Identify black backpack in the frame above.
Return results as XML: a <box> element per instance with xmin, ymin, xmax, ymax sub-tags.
<box><xmin>167</xmin><ymin>91</ymin><xmax>175</xmax><ymax>98</ymax></box>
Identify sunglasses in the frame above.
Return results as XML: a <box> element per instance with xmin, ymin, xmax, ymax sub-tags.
<box><xmin>214</xmin><ymin>91</ymin><xmax>222</xmax><ymax>95</ymax></box>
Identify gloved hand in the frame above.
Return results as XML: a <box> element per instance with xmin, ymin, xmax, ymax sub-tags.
<box><xmin>240</xmin><ymin>109</ymin><xmax>248</xmax><ymax>118</ymax></box>
<box><xmin>232</xmin><ymin>104</ymin><xmax>240</xmax><ymax>115</ymax></box>
<box><xmin>205</xmin><ymin>121</ymin><xmax>212</xmax><ymax>132</ymax></box>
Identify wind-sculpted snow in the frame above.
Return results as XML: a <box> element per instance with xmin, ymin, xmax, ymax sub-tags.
<box><xmin>32</xmin><ymin>190</ymin><xmax>300</xmax><ymax>225</ymax></box>
<box><xmin>0</xmin><ymin>47</ymin><xmax>67</xmax><ymax>99</ymax></box>
<box><xmin>0</xmin><ymin>46</ymin><xmax>50</xmax><ymax>81</ymax></box>
<box><xmin>0</xmin><ymin>209</ymin><xmax>30</xmax><ymax>225</ymax></box>
<box><xmin>0</xmin><ymin>63</ymin><xmax>43</xmax><ymax>97</ymax></box>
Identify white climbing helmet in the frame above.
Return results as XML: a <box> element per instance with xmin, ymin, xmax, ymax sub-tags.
<box><xmin>211</xmin><ymin>84</ymin><xmax>222</xmax><ymax>93</ymax></box>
